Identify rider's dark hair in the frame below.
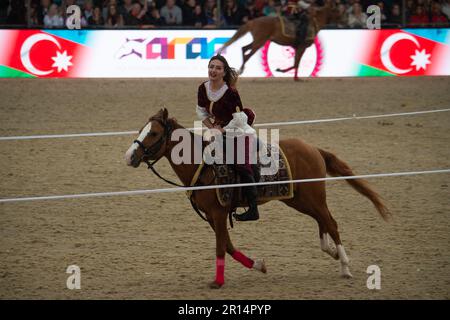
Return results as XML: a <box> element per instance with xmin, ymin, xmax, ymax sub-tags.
<box><xmin>208</xmin><ymin>54</ymin><xmax>239</xmax><ymax>88</ymax></box>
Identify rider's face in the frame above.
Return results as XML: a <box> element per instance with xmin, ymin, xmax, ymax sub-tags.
<box><xmin>208</xmin><ymin>59</ymin><xmax>225</xmax><ymax>82</ymax></box>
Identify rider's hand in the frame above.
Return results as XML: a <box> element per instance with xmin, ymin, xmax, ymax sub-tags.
<box><xmin>214</xmin><ymin>125</ymin><xmax>225</xmax><ymax>133</ymax></box>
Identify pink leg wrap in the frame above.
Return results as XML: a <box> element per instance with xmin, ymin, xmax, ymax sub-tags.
<box><xmin>215</xmin><ymin>257</ymin><xmax>225</xmax><ymax>285</ymax></box>
<box><xmin>232</xmin><ymin>250</ymin><xmax>254</xmax><ymax>269</ymax></box>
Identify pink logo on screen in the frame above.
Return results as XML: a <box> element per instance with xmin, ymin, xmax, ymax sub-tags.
<box><xmin>115</xmin><ymin>38</ymin><xmax>146</xmax><ymax>59</ymax></box>
<box><xmin>261</xmin><ymin>37</ymin><xmax>324</xmax><ymax>77</ymax></box>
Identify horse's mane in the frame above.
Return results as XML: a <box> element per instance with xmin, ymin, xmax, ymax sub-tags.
<box><xmin>151</xmin><ymin>115</ymin><xmax>209</xmax><ymax>151</ymax></box>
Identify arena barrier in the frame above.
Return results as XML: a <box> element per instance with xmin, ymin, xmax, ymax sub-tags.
<box><xmin>0</xmin><ymin>169</ymin><xmax>449</xmax><ymax>203</ymax></box>
<box><xmin>0</xmin><ymin>107</ymin><xmax>449</xmax><ymax>141</ymax></box>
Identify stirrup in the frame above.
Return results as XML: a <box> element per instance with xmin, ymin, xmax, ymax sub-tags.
<box><xmin>233</xmin><ymin>208</ymin><xmax>259</xmax><ymax>221</ymax></box>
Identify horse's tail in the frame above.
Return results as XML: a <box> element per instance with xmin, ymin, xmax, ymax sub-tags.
<box><xmin>218</xmin><ymin>22</ymin><xmax>252</xmax><ymax>53</ymax></box>
<box><xmin>318</xmin><ymin>148</ymin><xmax>391</xmax><ymax>221</ymax></box>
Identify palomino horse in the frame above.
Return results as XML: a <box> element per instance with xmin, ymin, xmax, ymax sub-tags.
<box><xmin>125</xmin><ymin>109</ymin><xmax>390</xmax><ymax>288</ymax></box>
<box><xmin>218</xmin><ymin>1</ymin><xmax>338</xmax><ymax>81</ymax></box>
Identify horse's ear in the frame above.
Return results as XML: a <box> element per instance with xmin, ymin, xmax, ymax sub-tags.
<box><xmin>154</xmin><ymin>108</ymin><xmax>168</xmax><ymax>122</ymax></box>
<box><xmin>162</xmin><ymin>108</ymin><xmax>168</xmax><ymax>121</ymax></box>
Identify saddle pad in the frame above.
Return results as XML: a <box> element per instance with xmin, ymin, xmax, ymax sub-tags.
<box><xmin>281</xmin><ymin>16</ymin><xmax>317</xmax><ymax>42</ymax></box>
<box><xmin>215</xmin><ymin>143</ymin><xmax>294</xmax><ymax>208</ymax></box>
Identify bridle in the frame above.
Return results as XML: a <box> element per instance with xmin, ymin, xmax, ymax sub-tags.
<box><xmin>134</xmin><ymin>118</ymin><xmax>184</xmax><ymax>188</ymax></box>
<box><xmin>133</xmin><ymin>116</ymin><xmax>214</xmax><ymax>224</ymax></box>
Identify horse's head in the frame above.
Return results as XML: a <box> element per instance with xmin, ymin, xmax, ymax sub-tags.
<box><xmin>125</xmin><ymin>108</ymin><xmax>173</xmax><ymax>168</ymax></box>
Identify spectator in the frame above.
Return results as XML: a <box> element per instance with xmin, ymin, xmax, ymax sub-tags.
<box><xmin>348</xmin><ymin>2</ymin><xmax>367</xmax><ymax>28</ymax></box>
<box><xmin>409</xmin><ymin>5</ymin><xmax>429</xmax><ymax>25</ymax></box>
<box><xmin>37</xmin><ymin>0</ymin><xmax>51</xmax><ymax>25</ymax></box>
<box><xmin>43</xmin><ymin>4</ymin><xmax>64</xmax><ymax>28</ymax></box>
<box><xmin>223</xmin><ymin>0</ymin><xmax>248</xmax><ymax>25</ymax></box>
<box><xmin>192</xmin><ymin>4</ymin><xmax>207</xmax><ymax>27</ymax></box>
<box><xmin>245</xmin><ymin>0</ymin><xmax>261</xmax><ymax>20</ymax></box>
<box><xmin>124</xmin><ymin>2</ymin><xmax>149</xmax><ymax>26</ymax></box>
<box><xmin>106</xmin><ymin>4</ymin><xmax>124</xmax><ymax>27</ymax></box>
<box><xmin>29</xmin><ymin>4</ymin><xmax>41</xmax><ymax>26</ymax></box>
<box><xmin>388</xmin><ymin>3</ymin><xmax>403</xmax><ymax>27</ymax></box>
<box><xmin>120</xmin><ymin>0</ymin><xmax>134</xmax><ymax>19</ymax></box>
<box><xmin>84</xmin><ymin>0</ymin><xmax>95</xmax><ymax>21</ymax></box>
<box><xmin>346</xmin><ymin>0</ymin><xmax>357</xmax><ymax>15</ymax></box>
<box><xmin>442</xmin><ymin>0</ymin><xmax>450</xmax><ymax>20</ymax></box>
<box><xmin>88</xmin><ymin>6</ymin><xmax>105</xmax><ymax>26</ymax></box>
<box><xmin>430</xmin><ymin>1</ymin><xmax>448</xmax><ymax>25</ymax></box>
<box><xmin>376</xmin><ymin>1</ymin><xmax>388</xmax><ymax>25</ymax></box>
<box><xmin>102</xmin><ymin>0</ymin><xmax>117</xmax><ymax>21</ymax></box>
<box><xmin>148</xmin><ymin>6</ymin><xmax>166</xmax><ymax>26</ymax></box>
<box><xmin>160</xmin><ymin>0</ymin><xmax>183</xmax><ymax>25</ymax></box>
<box><xmin>253</xmin><ymin>0</ymin><xmax>265</xmax><ymax>16</ymax></box>
<box><xmin>204</xmin><ymin>2</ymin><xmax>224</xmax><ymax>27</ymax></box>
<box><xmin>263</xmin><ymin>0</ymin><xmax>277</xmax><ymax>17</ymax></box>
<box><xmin>182</xmin><ymin>0</ymin><xmax>197</xmax><ymax>26</ymax></box>
<box><xmin>154</xmin><ymin>0</ymin><xmax>168</xmax><ymax>10</ymax></box>
<box><xmin>336</xmin><ymin>3</ymin><xmax>349</xmax><ymax>28</ymax></box>
<box><xmin>0</xmin><ymin>0</ymin><xmax>9</xmax><ymax>25</ymax></box>
<box><xmin>405</xmin><ymin>0</ymin><xmax>416</xmax><ymax>20</ymax></box>
<box><xmin>7</xmin><ymin>0</ymin><xmax>26</xmax><ymax>25</ymax></box>
<box><xmin>203</xmin><ymin>0</ymin><xmax>216</xmax><ymax>25</ymax></box>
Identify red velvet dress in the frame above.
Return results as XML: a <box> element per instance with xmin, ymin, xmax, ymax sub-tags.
<box><xmin>197</xmin><ymin>81</ymin><xmax>255</xmax><ymax>175</ymax></box>
<box><xmin>197</xmin><ymin>81</ymin><xmax>243</xmax><ymax>126</ymax></box>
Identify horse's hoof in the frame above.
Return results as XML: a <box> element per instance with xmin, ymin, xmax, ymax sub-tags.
<box><xmin>340</xmin><ymin>267</ymin><xmax>353</xmax><ymax>279</ymax></box>
<box><xmin>209</xmin><ymin>281</ymin><xmax>223</xmax><ymax>289</ymax></box>
<box><xmin>341</xmin><ymin>273</ymin><xmax>353</xmax><ymax>279</ymax></box>
<box><xmin>253</xmin><ymin>259</ymin><xmax>267</xmax><ymax>274</ymax></box>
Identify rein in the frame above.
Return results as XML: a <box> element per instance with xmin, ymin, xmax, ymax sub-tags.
<box><xmin>135</xmin><ymin>119</ymin><xmax>184</xmax><ymax>188</ymax></box>
<box><xmin>134</xmin><ymin>118</ymin><xmax>209</xmax><ymax>223</ymax></box>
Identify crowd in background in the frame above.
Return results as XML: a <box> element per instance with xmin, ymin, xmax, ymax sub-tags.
<box><xmin>0</xmin><ymin>0</ymin><xmax>449</xmax><ymax>28</ymax></box>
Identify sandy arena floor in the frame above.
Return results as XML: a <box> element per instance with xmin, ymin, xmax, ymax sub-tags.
<box><xmin>0</xmin><ymin>77</ymin><xmax>449</xmax><ymax>299</ymax></box>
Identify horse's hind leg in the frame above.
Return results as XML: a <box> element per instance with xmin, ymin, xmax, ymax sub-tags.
<box><xmin>282</xmin><ymin>187</ymin><xmax>352</xmax><ymax>278</ymax></box>
<box><xmin>322</xmin><ymin>208</ymin><xmax>353</xmax><ymax>278</ymax></box>
<box><xmin>318</xmin><ymin>218</ymin><xmax>339</xmax><ymax>260</ymax></box>
<box><xmin>283</xmin><ymin>198</ymin><xmax>337</xmax><ymax>260</ymax></box>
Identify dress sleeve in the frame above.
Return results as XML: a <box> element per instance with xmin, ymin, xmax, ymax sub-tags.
<box><xmin>230</xmin><ymin>89</ymin><xmax>244</xmax><ymax>113</ymax></box>
<box><xmin>196</xmin><ymin>84</ymin><xmax>209</xmax><ymax>121</ymax></box>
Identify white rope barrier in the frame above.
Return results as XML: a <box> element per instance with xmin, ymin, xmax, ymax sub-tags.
<box><xmin>1</xmin><ymin>168</ymin><xmax>449</xmax><ymax>203</ymax></box>
<box><xmin>0</xmin><ymin>108</ymin><xmax>449</xmax><ymax>141</ymax></box>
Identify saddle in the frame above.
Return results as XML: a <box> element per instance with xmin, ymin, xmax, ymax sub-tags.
<box><xmin>280</xmin><ymin>15</ymin><xmax>318</xmax><ymax>43</ymax></box>
<box><xmin>187</xmin><ymin>143</ymin><xmax>294</xmax><ymax>209</ymax></box>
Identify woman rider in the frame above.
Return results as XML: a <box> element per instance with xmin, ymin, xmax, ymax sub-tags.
<box><xmin>196</xmin><ymin>54</ymin><xmax>259</xmax><ymax>221</ymax></box>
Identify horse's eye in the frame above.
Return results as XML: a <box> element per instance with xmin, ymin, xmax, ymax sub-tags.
<box><xmin>149</xmin><ymin>132</ymin><xmax>157</xmax><ymax>137</ymax></box>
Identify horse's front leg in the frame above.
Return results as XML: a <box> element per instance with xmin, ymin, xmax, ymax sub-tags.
<box><xmin>207</xmin><ymin>219</ymin><xmax>267</xmax><ymax>275</ymax></box>
<box><xmin>209</xmin><ymin>210</ymin><xmax>228</xmax><ymax>289</ymax></box>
